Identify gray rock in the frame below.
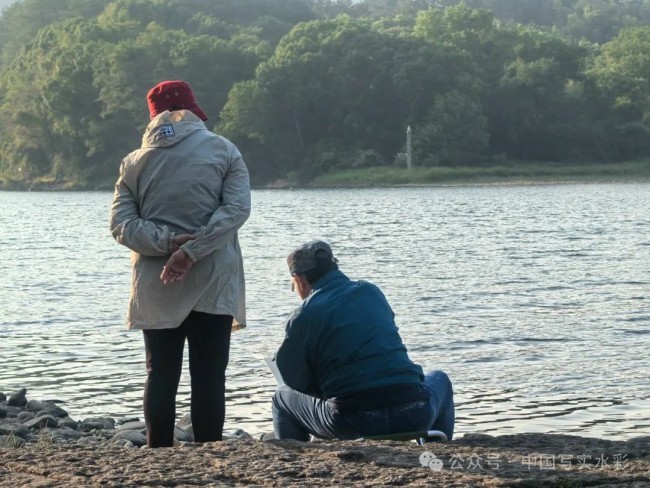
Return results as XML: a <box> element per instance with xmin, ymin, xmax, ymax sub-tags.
<box><xmin>260</xmin><ymin>432</ymin><xmax>276</xmax><ymax>441</ymax></box>
<box><xmin>93</xmin><ymin>429</ymin><xmax>117</xmax><ymax>440</ymax></box>
<box><xmin>0</xmin><ymin>406</ymin><xmax>23</xmax><ymax>418</ymax></box>
<box><xmin>223</xmin><ymin>428</ymin><xmax>253</xmax><ymax>441</ymax></box>
<box><xmin>0</xmin><ymin>392</ymin><xmax>6</xmax><ymax>402</ymax></box>
<box><xmin>25</xmin><ymin>399</ymin><xmax>52</xmax><ymax>413</ymax></box>
<box><xmin>116</xmin><ymin>417</ymin><xmax>140</xmax><ymax>426</ymax></box>
<box><xmin>17</xmin><ymin>411</ymin><xmax>35</xmax><ymax>423</ymax></box>
<box><xmin>627</xmin><ymin>436</ymin><xmax>650</xmax><ymax>447</ymax></box>
<box><xmin>40</xmin><ymin>427</ymin><xmax>87</xmax><ymax>441</ymax></box>
<box><xmin>111</xmin><ymin>430</ymin><xmax>147</xmax><ymax>447</ymax></box>
<box><xmin>78</xmin><ymin>421</ymin><xmax>105</xmax><ymax>432</ymax></box>
<box><xmin>79</xmin><ymin>417</ymin><xmax>114</xmax><ymax>431</ymax></box>
<box><xmin>174</xmin><ymin>426</ymin><xmax>193</xmax><ymax>443</ymax></box>
<box><xmin>0</xmin><ymin>434</ymin><xmax>25</xmax><ymax>448</ymax></box>
<box><xmin>0</xmin><ymin>408</ymin><xmax>6</xmax><ymax>420</ymax></box>
<box><xmin>77</xmin><ymin>436</ymin><xmax>99</xmax><ymax>446</ymax></box>
<box><xmin>239</xmin><ymin>431</ymin><xmax>254</xmax><ymax>441</ymax></box>
<box><xmin>23</xmin><ymin>415</ymin><xmax>59</xmax><ymax>430</ymax></box>
<box><xmin>177</xmin><ymin>413</ymin><xmax>192</xmax><ymax>429</ymax></box>
<box><xmin>116</xmin><ymin>420</ymin><xmax>146</xmax><ymax>433</ymax></box>
<box><xmin>25</xmin><ymin>433</ymin><xmax>40</xmax><ymax>443</ymax></box>
<box><xmin>58</xmin><ymin>417</ymin><xmax>78</xmax><ymax>429</ymax></box>
<box><xmin>0</xmin><ymin>422</ymin><xmax>30</xmax><ymax>439</ymax></box>
<box><xmin>112</xmin><ymin>438</ymin><xmax>135</xmax><ymax>448</ymax></box>
<box><xmin>6</xmin><ymin>388</ymin><xmax>27</xmax><ymax>407</ymax></box>
<box><xmin>36</xmin><ymin>406</ymin><xmax>68</xmax><ymax>418</ymax></box>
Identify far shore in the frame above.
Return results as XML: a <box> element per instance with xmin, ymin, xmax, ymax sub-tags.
<box><xmin>2</xmin><ymin>160</ymin><xmax>650</xmax><ymax>192</ymax></box>
<box><xmin>1</xmin><ymin>175</ymin><xmax>650</xmax><ymax>193</ymax></box>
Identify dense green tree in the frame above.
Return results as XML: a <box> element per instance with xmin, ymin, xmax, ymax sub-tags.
<box><xmin>413</xmin><ymin>6</ymin><xmax>605</xmax><ymax>162</ymax></box>
<box><xmin>0</xmin><ymin>0</ymin><xmax>304</xmax><ymax>182</ymax></box>
<box><xmin>415</xmin><ymin>5</ymin><xmax>516</xmax><ymax>88</ymax></box>
<box><xmin>1</xmin><ymin>0</ymin><xmax>650</xmax><ymax>185</ymax></box>
<box><xmin>410</xmin><ymin>92</ymin><xmax>488</xmax><ymax>166</ymax></box>
<box><xmin>488</xmin><ymin>27</ymin><xmax>592</xmax><ymax>160</ymax></box>
<box><xmin>0</xmin><ymin>0</ymin><xmax>106</xmax><ymax>65</ymax></box>
<box><xmin>588</xmin><ymin>26</ymin><xmax>650</xmax><ymax>159</ymax></box>
<box><xmin>435</xmin><ymin>0</ymin><xmax>650</xmax><ymax>43</ymax></box>
<box><xmin>220</xmin><ymin>15</ymin><xmax>487</xmax><ymax>182</ymax></box>
<box><xmin>224</xmin><ymin>17</ymin><xmax>404</xmax><ymax>182</ymax></box>
<box><xmin>0</xmin><ymin>18</ymin><xmax>106</xmax><ymax>179</ymax></box>
<box><xmin>432</xmin><ymin>0</ymin><xmax>557</xmax><ymax>26</ymax></box>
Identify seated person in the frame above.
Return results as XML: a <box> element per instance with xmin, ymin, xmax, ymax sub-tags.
<box><xmin>272</xmin><ymin>240</ymin><xmax>455</xmax><ymax>441</ymax></box>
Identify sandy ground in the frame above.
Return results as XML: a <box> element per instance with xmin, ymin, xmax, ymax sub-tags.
<box><xmin>1</xmin><ymin>433</ymin><xmax>649</xmax><ymax>487</ymax></box>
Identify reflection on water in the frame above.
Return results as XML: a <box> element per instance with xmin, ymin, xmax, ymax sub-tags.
<box><xmin>1</xmin><ymin>184</ymin><xmax>649</xmax><ymax>439</ymax></box>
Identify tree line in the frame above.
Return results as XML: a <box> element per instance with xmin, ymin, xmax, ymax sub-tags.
<box><xmin>0</xmin><ymin>0</ymin><xmax>649</xmax><ymax>186</ymax></box>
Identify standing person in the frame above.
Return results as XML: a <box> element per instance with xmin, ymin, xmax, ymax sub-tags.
<box><xmin>272</xmin><ymin>240</ymin><xmax>454</xmax><ymax>441</ymax></box>
<box><xmin>110</xmin><ymin>80</ymin><xmax>251</xmax><ymax>448</ymax></box>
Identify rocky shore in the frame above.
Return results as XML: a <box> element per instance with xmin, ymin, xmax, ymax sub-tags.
<box><xmin>0</xmin><ymin>388</ymin><xmax>227</xmax><ymax>449</ymax></box>
<box><xmin>1</xmin><ymin>388</ymin><xmax>649</xmax><ymax>487</ymax></box>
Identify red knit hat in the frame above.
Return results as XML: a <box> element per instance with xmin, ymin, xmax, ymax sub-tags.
<box><xmin>147</xmin><ymin>80</ymin><xmax>208</xmax><ymax>121</ymax></box>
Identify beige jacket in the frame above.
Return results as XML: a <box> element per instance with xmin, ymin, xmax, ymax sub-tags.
<box><xmin>110</xmin><ymin>110</ymin><xmax>251</xmax><ymax>330</ymax></box>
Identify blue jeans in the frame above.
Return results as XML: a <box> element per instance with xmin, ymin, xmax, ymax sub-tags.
<box><xmin>272</xmin><ymin>370</ymin><xmax>454</xmax><ymax>441</ymax></box>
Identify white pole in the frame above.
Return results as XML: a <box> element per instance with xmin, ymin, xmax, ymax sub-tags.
<box><xmin>406</xmin><ymin>125</ymin><xmax>412</xmax><ymax>170</ymax></box>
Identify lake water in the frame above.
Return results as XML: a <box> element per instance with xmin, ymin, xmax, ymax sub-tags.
<box><xmin>1</xmin><ymin>184</ymin><xmax>648</xmax><ymax>440</ymax></box>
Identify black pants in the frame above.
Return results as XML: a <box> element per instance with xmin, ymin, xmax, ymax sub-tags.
<box><xmin>142</xmin><ymin>312</ymin><xmax>232</xmax><ymax>447</ymax></box>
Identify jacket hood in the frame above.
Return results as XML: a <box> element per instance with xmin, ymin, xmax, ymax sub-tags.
<box><xmin>142</xmin><ymin>110</ymin><xmax>206</xmax><ymax>148</ymax></box>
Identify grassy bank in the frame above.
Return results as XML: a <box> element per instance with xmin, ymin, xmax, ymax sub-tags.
<box><xmin>309</xmin><ymin>160</ymin><xmax>650</xmax><ymax>187</ymax></box>
<box><xmin>0</xmin><ymin>175</ymin><xmax>109</xmax><ymax>191</ymax></box>
<box><xmin>3</xmin><ymin>160</ymin><xmax>650</xmax><ymax>191</ymax></box>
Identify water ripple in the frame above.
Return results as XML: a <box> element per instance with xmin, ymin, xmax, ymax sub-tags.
<box><xmin>1</xmin><ymin>185</ymin><xmax>649</xmax><ymax>439</ymax></box>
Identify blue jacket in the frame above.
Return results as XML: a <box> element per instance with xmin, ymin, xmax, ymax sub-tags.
<box><xmin>275</xmin><ymin>269</ymin><xmax>424</xmax><ymax>398</ymax></box>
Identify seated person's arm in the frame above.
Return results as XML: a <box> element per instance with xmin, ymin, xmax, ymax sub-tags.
<box><xmin>275</xmin><ymin>310</ymin><xmax>317</xmax><ymax>395</ymax></box>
